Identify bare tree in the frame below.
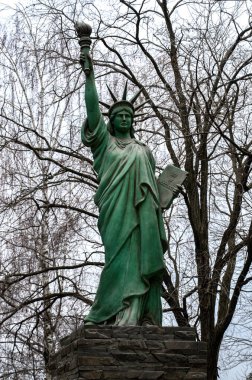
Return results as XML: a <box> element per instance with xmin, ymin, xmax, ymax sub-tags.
<box><xmin>0</xmin><ymin>4</ymin><xmax>101</xmax><ymax>378</ymax></box>
<box><xmin>1</xmin><ymin>1</ymin><xmax>252</xmax><ymax>379</ymax></box>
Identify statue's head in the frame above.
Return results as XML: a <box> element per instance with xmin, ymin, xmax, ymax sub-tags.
<box><xmin>101</xmin><ymin>82</ymin><xmax>148</xmax><ymax>138</ymax></box>
<box><xmin>109</xmin><ymin>102</ymin><xmax>134</xmax><ymax>137</ymax></box>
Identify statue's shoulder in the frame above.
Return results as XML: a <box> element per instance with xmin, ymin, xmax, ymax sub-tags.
<box><xmin>135</xmin><ymin>140</ymin><xmax>152</xmax><ymax>154</ymax></box>
<box><xmin>134</xmin><ymin>139</ymin><xmax>147</xmax><ymax>147</ymax></box>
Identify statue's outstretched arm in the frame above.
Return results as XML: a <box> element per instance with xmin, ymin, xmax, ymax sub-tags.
<box><xmin>75</xmin><ymin>22</ymin><xmax>101</xmax><ymax>131</ymax></box>
<box><xmin>81</xmin><ymin>53</ymin><xmax>101</xmax><ymax>131</ymax></box>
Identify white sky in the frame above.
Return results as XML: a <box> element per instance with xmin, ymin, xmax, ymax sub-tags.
<box><xmin>0</xmin><ymin>0</ymin><xmax>251</xmax><ymax>379</ymax></box>
<box><xmin>0</xmin><ymin>0</ymin><xmax>22</xmax><ymax>18</ymax></box>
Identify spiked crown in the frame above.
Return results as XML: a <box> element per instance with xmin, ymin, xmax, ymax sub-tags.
<box><xmin>100</xmin><ymin>82</ymin><xmax>149</xmax><ymax>120</ymax></box>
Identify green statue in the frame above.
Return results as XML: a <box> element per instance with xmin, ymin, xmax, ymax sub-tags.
<box><xmin>76</xmin><ymin>22</ymin><xmax>167</xmax><ymax>326</ymax></box>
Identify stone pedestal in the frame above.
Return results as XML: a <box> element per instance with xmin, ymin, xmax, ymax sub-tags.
<box><xmin>49</xmin><ymin>326</ymin><xmax>207</xmax><ymax>380</ymax></box>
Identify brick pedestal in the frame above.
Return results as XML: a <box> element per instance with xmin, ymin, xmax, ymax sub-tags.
<box><xmin>49</xmin><ymin>326</ymin><xmax>207</xmax><ymax>380</ymax></box>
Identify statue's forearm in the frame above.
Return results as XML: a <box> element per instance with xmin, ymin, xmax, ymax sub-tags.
<box><xmin>85</xmin><ymin>72</ymin><xmax>101</xmax><ymax>130</ymax></box>
<box><xmin>75</xmin><ymin>21</ymin><xmax>101</xmax><ymax>131</ymax></box>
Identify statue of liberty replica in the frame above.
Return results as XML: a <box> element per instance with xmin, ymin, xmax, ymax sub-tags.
<box><xmin>48</xmin><ymin>23</ymin><xmax>204</xmax><ymax>380</ymax></box>
<box><xmin>76</xmin><ymin>22</ymin><xmax>168</xmax><ymax>327</ymax></box>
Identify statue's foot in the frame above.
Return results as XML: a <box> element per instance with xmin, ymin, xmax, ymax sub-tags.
<box><xmin>85</xmin><ymin>321</ymin><xmax>96</xmax><ymax>325</ymax></box>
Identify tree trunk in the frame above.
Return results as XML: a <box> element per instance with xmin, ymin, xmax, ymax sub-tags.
<box><xmin>207</xmin><ymin>335</ymin><xmax>221</xmax><ymax>380</ymax></box>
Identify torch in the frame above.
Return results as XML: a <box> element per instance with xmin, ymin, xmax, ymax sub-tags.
<box><xmin>75</xmin><ymin>21</ymin><xmax>92</xmax><ymax>75</ymax></box>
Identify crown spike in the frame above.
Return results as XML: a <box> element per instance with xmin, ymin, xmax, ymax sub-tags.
<box><xmin>122</xmin><ymin>81</ymin><xmax>128</xmax><ymax>100</ymax></box>
<box><xmin>130</xmin><ymin>88</ymin><xmax>143</xmax><ymax>104</ymax></box>
<box><xmin>134</xmin><ymin>112</ymin><xmax>149</xmax><ymax>118</ymax></box>
<box><xmin>106</xmin><ymin>85</ymin><xmax>118</xmax><ymax>102</ymax></box>
<box><xmin>99</xmin><ymin>101</ymin><xmax>110</xmax><ymax>109</ymax></box>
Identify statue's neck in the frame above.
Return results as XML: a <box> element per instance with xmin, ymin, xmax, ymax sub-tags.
<box><xmin>114</xmin><ymin>131</ymin><xmax>131</xmax><ymax>139</ymax></box>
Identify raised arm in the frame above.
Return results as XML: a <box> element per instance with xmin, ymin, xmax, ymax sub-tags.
<box><xmin>75</xmin><ymin>21</ymin><xmax>102</xmax><ymax>131</ymax></box>
<box><xmin>81</xmin><ymin>53</ymin><xmax>101</xmax><ymax>131</ymax></box>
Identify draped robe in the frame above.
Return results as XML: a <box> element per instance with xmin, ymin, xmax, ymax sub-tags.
<box><xmin>82</xmin><ymin>117</ymin><xmax>167</xmax><ymax>325</ymax></box>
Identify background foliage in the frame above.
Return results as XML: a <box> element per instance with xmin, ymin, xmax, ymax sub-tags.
<box><xmin>0</xmin><ymin>1</ymin><xmax>252</xmax><ymax>379</ymax></box>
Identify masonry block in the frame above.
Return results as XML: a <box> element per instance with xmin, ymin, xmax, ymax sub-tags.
<box><xmin>49</xmin><ymin>326</ymin><xmax>207</xmax><ymax>380</ymax></box>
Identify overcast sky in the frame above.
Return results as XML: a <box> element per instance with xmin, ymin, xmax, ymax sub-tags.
<box><xmin>0</xmin><ymin>0</ymin><xmax>251</xmax><ymax>379</ymax></box>
<box><xmin>0</xmin><ymin>0</ymin><xmax>24</xmax><ymax>19</ymax></box>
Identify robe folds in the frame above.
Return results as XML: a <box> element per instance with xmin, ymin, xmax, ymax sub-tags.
<box><xmin>82</xmin><ymin>117</ymin><xmax>167</xmax><ymax>325</ymax></box>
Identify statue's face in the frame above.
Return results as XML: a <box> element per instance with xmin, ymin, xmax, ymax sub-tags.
<box><xmin>112</xmin><ymin>110</ymin><xmax>132</xmax><ymax>137</ymax></box>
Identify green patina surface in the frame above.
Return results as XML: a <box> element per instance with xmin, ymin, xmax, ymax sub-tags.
<box><xmin>81</xmin><ymin>117</ymin><xmax>167</xmax><ymax>326</ymax></box>
<box><xmin>78</xmin><ymin>25</ymin><xmax>167</xmax><ymax>326</ymax></box>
